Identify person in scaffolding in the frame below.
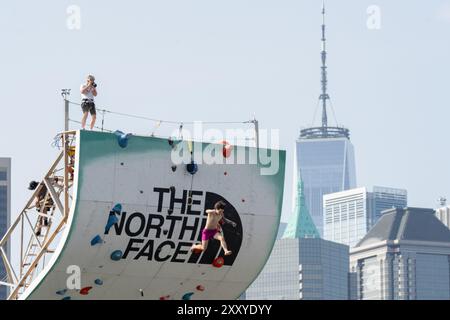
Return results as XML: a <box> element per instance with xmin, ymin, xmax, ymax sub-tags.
<box><xmin>28</xmin><ymin>181</ymin><xmax>54</xmax><ymax>236</ymax></box>
<box><xmin>190</xmin><ymin>200</ymin><xmax>237</xmax><ymax>256</ymax></box>
<box><xmin>80</xmin><ymin>74</ymin><xmax>98</xmax><ymax>130</ymax></box>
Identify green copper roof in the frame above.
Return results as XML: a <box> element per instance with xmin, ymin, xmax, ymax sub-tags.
<box><xmin>282</xmin><ymin>179</ymin><xmax>320</xmax><ymax>239</ymax></box>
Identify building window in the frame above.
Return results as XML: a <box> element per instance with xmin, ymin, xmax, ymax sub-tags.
<box><xmin>0</xmin><ymin>171</ymin><xmax>7</xmax><ymax>181</ymax></box>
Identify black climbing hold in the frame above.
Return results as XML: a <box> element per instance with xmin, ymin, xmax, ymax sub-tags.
<box><xmin>167</xmin><ymin>208</ymin><xmax>173</xmax><ymax>215</ymax></box>
<box><xmin>140</xmin><ymin>190</ymin><xmax>144</xmax><ymax>194</ymax></box>
<box><xmin>163</xmin><ymin>229</ymin><xmax>168</xmax><ymax>235</ymax></box>
<box><xmin>187</xmin><ymin>197</ymin><xmax>193</xmax><ymax>205</ymax></box>
<box><xmin>186</xmin><ymin>161</ymin><xmax>198</xmax><ymax>175</ymax></box>
<box><xmin>171</xmin><ymin>165</ymin><xmax>177</xmax><ymax>172</ymax></box>
<box><xmin>120</xmin><ymin>162</ymin><xmax>124</xmax><ymax>166</ymax></box>
<box><xmin>168</xmin><ymin>138</ymin><xmax>174</xmax><ymax>146</ymax></box>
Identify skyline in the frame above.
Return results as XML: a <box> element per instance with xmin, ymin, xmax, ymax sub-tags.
<box><xmin>1</xmin><ymin>1</ymin><xmax>450</xmax><ymax>223</ymax></box>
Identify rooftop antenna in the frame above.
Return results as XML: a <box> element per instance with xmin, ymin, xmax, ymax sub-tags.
<box><xmin>320</xmin><ymin>0</ymin><xmax>329</xmax><ymax>129</ymax></box>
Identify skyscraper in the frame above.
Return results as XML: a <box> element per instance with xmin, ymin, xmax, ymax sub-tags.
<box><xmin>295</xmin><ymin>2</ymin><xmax>356</xmax><ymax>236</ymax></box>
<box><xmin>323</xmin><ymin>186</ymin><xmax>407</xmax><ymax>247</ymax></box>
<box><xmin>350</xmin><ymin>207</ymin><xmax>450</xmax><ymax>300</ymax></box>
<box><xmin>0</xmin><ymin>158</ymin><xmax>11</xmax><ymax>300</ymax></box>
<box><xmin>245</xmin><ymin>178</ymin><xmax>349</xmax><ymax>300</ymax></box>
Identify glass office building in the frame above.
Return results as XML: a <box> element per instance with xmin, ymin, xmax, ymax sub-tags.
<box><xmin>245</xmin><ymin>238</ymin><xmax>349</xmax><ymax>300</ymax></box>
<box><xmin>323</xmin><ymin>186</ymin><xmax>407</xmax><ymax>247</ymax></box>
<box><xmin>0</xmin><ymin>158</ymin><xmax>11</xmax><ymax>300</ymax></box>
<box><xmin>350</xmin><ymin>207</ymin><xmax>450</xmax><ymax>300</ymax></box>
<box><xmin>295</xmin><ymin>137</ymin><xmax>356</xmax><ymax>236</ymax></box>
<box><xmin>245</xmin><ymin>180</ymin><xmax>349</xmax><ymax>300</ymax></box>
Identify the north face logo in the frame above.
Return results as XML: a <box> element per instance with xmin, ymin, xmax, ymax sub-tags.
<box><xmin>104</xmin><ymin>187</ymin><xmax>243</xmax><ymax>266</ymax></box>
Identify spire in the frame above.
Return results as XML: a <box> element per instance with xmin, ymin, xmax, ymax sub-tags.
<box><xmin>320</xmin><ymin>0</ymin><xmax>330</xmax><ymax>128</ymax></box>
<box><xmin>282</xmin><ymin>179</ymin><xmax>320</xmax><ymax>239</ymax></box>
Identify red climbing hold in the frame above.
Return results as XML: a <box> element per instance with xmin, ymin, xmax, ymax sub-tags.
<box><xmin>221</xmin><ymin>140</ymin><xmax>232</xmax><ymax>158</ymax></box>
<box><xmin>160</xmin><ymin>295</ymin><xmax>170</xmax><ymax>300</ymax></box>
<box><xmin>196</xmin><ymin>285</ymin><xmax>205</xmax><ymax>291</ymax></box>
<box><xmin>212</xmin><ymin>257</ymin><xmax>225</xmax><ymax>268</ymax></box>
<box><xmin>79</xmin><ymin>286</ymin><xmax>93</xmax><ymax>295</ymax></box>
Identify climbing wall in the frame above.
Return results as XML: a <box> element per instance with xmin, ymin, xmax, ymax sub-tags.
<box><xmin>22</xmin><ymin>130</ymin><xmax>286</xmax><ymax>300</ymax></box>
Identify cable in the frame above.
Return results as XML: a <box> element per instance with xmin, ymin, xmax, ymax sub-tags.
<box><xmin>311</xmin><ymin>99</ymin><xmax>321</xmax><ymax>127</ymax></box>
<box><xmin>67</xmin><ymin>100</ymin><xmax>251</xmax><ymax>125</ymax></box>
<box><xmin>68</xmin><ymin>119</ymin><xmax>114</xmax><ymax>133</ymax></box>
<box><xmin>328</xmin><ymin>99</ymin><xmax>340</xmax><ymax>127</ymax></box>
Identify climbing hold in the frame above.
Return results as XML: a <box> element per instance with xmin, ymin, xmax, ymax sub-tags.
<box><xmin>201</xmin><ymin>272</ymin><xmax>206</xmax><ymax>275</ymax></box>
<box><xmin>139</xmin><ymin>289</ymin><xmax>144</xmax><ymax>297</ymax></box>
<box><xmin>221</xmin><ymin>140</ymin><xmax>232</xmax><ymax>158</ymax></box>
<box><xmin>110</xmin><ymin>250</ymin><xmax>123</xmax><ymax>261</ymax></box>
<box><xmin>90</xmin><ymin>235</ymin><xmax>103</xmax><ymax>246</ymax></box>
<box><xmin>186</xmin><ymin>161</ymin><xmax>198</xmax><ymax>175</ymax></box>
<box><xmin>104</xmin><ymin>214</ymin><xmax>119</xmax><ymax>234</ymax></box>
<box><xmin>140</xmin><ymin>190</ymin><xmax>144</xmax><ymax>194</ymax></box>
<box><xmin>212</xmin><ymin>257</ymin><xmax>225</xmax><ymax>268</ymax></box>
<box><xmin>196</xmin><ymin>285</ymin><xmax>205</xmax><ymax>292</ymax></box>
<box><xmin>160</xmin><ymin>295</ymin><xmax>170</xmax><ymax>300</ymax></box>
<box><xmin>94</xmin><ymin>279</ymin><xmax>103</xmax><ymax>286</ymax></box>
<box><xmin>79</xmin><ymin>286</ymin><xmax>93</xmax><ymax>295</ymax></box>
<box><xmin>224</xmin><ymin>172</ymin><xmax>227</xmax><ymax>176</ymax></box>
<box><xmin>56</xmin><ymin>289</ymin><xmax>68</xmax><ymax>296</ymax></box>
<box><xmin>168</xmin><ymin>138</ymin><xmax>174</xmax><ymax>147</ymax></box>
<box><xmin>167</xmin><ymin>208</ymin><xmax>173</xmax><ymax>215</ymax></box>
<box><xmin>171</xmin><ymin>165</ymin><xmax>177</xmax><ymax>172</ymax></box>
<box><xmin>61</xmin><ymin>296</ymin><xmax>71</xmax><ymax>300</ymax></box>
<box><xmin>114</xmin><ymin>130</ymin><xmax>133</xmax><ymax>148</ymax></box>
<box><xmin>98</xmin><ymin>265</ymin><xmax>104</xmax><ymax>269</ymax></box>
<box><xmin>163</xmin><ymin>229</ymin><xmax>168</xmax><ymax>235</ymax></box>
<box><xmin>105</xmin><ymin>204</ymin><xmax>121</xmax><ymax>233</ymax></box>
<box><xmin>120</xmin><ymin>162</ymin><xmax>124</xmax><ymax>166</ymax></box>
<box><xmin>112</xmin><ymin>204</ymin><xmax>122</xmax><ymax>214</ymax></box>
<box><xmin>187</xmin><ymin>197</ymin><xmax>192</xmax><ymax>205</ymax></box>
<box><xmin>241</xmin><ymin>199</ymin><xmax>245</xmax><ymax>202</ymax></box>
<box><xmin>182</xmin><ymin>292</ymin><xmax>194</xmax><ymax>300</ymax></box>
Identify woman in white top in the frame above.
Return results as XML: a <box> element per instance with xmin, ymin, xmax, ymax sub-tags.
<box><xmin>80</xmin><ymin>74</ymin><xmax>98</xmax><ymax>130</ymax></box>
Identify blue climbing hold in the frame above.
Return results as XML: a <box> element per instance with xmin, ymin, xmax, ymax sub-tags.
<box><xmin>186</xmin><ymin>161</ymin><xmax>198</xmax><ymax>175</ymax></box>
<box><xmin>105</xmin><ymin>203</ymin><xmax>122</xmax><ymax>233</ymax></box>
<box><xmin>61</xmin><ymin>296</ymin><xmax>71</xmax><ymax>300</ymax></box>
<box><xmin>90</xmin><ymin>235</ymin><xmax>103</xmax><ymax>246</ymax></box>
<box><xmin>114</xmin><ymin>130</ymin><xmax>132</xmax><ymax>148</ymax></box>
<box><xmin>182</xmin><ymin>292</ymin><xmax>194</xmax><ymax>300</ymax></box>
<box><xmin>110</xmin><ymin>250</ymin><xmax>123</xmax><ymax>261</ymax></box>
<box><xmin>56</xmin><ymin>289</ymin><xmax>68</xmax><ymax>296</ymax></box>
<box><xmin>105</xmin><ymin>213</ymin><xmax>119</xmax><ymax>234</ymax></box>
<box><xmin>112</xmin><ymin>203</ymin><xmax>122</xmax><ymax>214</ymax></box>
<box><xmin>94</xmin><ymin>279</ymin><xmax>103</xmax><ymax>286</ymax></box>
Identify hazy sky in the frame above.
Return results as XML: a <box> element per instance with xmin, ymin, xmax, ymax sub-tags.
<box><xmin>1</xmin><ymin>0</ymin><xmax>450</xmax><ymax>224</ymax></box>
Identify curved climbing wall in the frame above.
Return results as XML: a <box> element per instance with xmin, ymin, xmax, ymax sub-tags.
<box><xmin>22</xmin><ymin>130</ymin><xmax>286</xmax><ymax>300</ymax></box>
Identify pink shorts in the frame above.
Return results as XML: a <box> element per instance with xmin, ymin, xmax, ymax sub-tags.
<box><xmin>202</xmin><ymin>228</ymin><xmax>218</xmax><ymax>241</ymax></box>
